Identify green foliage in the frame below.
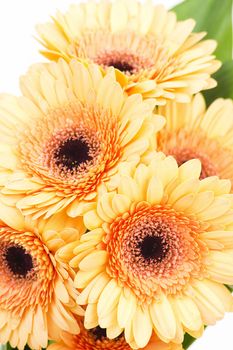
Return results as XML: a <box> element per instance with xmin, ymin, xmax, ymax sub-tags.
<box><xmin>182</xmin><ymin>334</ymin><xmax>196</xmax><ymax>349</ymax></box>
<box><xmin>203</xmin><ymin>61</ymin><xmax>233</xmax><ymax>104</ymax></box>
<box><xmin>226</xmin><ymin>284</ymin><xmax>233</xmax><ymax>292</ymax></box>
<box><xmin>173</xmin><ymin>0</ymin><xmax>232</xmax><ymax>62</ymax></box>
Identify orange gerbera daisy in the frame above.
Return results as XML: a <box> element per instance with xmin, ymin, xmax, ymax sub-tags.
<box><xmin>36</xmin><ymin>0</ymin><xmax>220</xmax><ymax>103</ymax></box>
<box><xmin>48</xmin><ymin>318</ymin><xmax>183</xmax><ymax>350</ymax></box>
<box><xmin>0</xmin><ymin>59</ymin><xmax>164</xmax><ymax>219</ymax></box>
<box><xmin>58</xmin><ymin>154</ymin><xmax>233</xmax><ymax>348</ymax></box>
<box><xmin>158</xmin><ymin>94</ymin><xmax>233</xmax><ymax>183</ymax></box>
<box><xmin>0</xmin><ymin>204</ymin><xmax>84</xmax><ymax>350</ymax></box>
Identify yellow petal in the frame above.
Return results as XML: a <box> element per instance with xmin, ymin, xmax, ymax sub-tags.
<box><xmin>111</xmin><ymin>194</ymin><xmax>131</xmax><ymax>215</ymax></box>
<box><xmin>205</xmin><ymin>251</ymin><xmax>233</xmax><ymax>284</ymax></box>
<box><xmin>178</xmin><ymin>159</ymin><xmax>201</xmax><ymax>181</ymax></box>
<box><xmin>97</xmin><ymin>193</ymin><xmax>115</xmax><ymax>222</ymax></box>
<box><xmin>110</xmin><ymin>0</ymin><xmax>128</xmax><ymax>32</ymax></box>
<box><xmin>118</xmin><ymin>176</ymin><xmax>141</xmax><ymax>202</ymax></box>
<box><xmin>198</xmin><ymin>197</ymin><xmax>231</xmax><ymax>221</ymax></box>
<box><xmin>172</xmin><ymin>295</ymin><xmax>202</xmax><ymax>331</ymax></box>
<box><xmin>200</xmin><ymin>230</ymin><xmax>233</xmax><ymax>249</ymax></box>
<box><xmin>97</xmin><ymin>279</ymin><xmax>122</xmax><ymax>318</ymax></box>
<box><xmin>88</xmin><ymin>272</ymin><xmax>110</xmax><ymax>304</ymax></box>
<box><xmin>54</xmin><ymin>278</ymin><xmax>69</xmax><ymax>303</ymax></box>
<box><xmin>150</xmin><ymin>293</ymin><xmax>177</xmax><ymax>341</ymax></box>
<box><xmin>187</xmin><ymin>280</ymin><xmax>232</xmax><ymax>325</ymax></box>
<box><xmin>75</xmin><ymin>269</ymin><xmax>103</xmax><ymax>289</ymax></box>
<box><xmin>107</xmin><ymin>324</ymin><xmax>123</xmax><ymax>339</ymax></box>
<box><xmin>133</xmin><ymin>306</ymin><xmax>152</xmax><ymax>348</ymax></box>
<box><xmin>117</xmin><ymin>290</ymin><xmax>137</xmax><ymax>328</ymax></box>
<box><xmin>79</xmin><ymin>250</ymin><xmax>108</xmax><ymax>272</ymax></box>
<box><xmin>84</xmin><ymin>304</ymin><xmax>98</xmax><ymax>329</ymax></box>
<box><xmin>84</xmin><ymin>210</ymin><xmax>103</xmax><ymax>230</ymax></box>
<box><xmin>168</xmin><ymin>179</ymin><xmax>199</xmax><ymax>205</ymax></box>
<box><xmin>185</xmin><ymin>191</ymin><xmax>214</xmax><ymax>214</ymax></box>
<box><xmin>99</xmin><ymin>307</ymin><xmax>117</xmax><ymax>329</ymax></box>
<box><xmin>0</xmin><ymin>203</ymin><xmax>25</xmax><ymax>231</ymax></box>
<box><xmin>146</xmin><ymin>176</ymin><xmax>164</xmax><ymax>204</ymax></box>
<box><xmin>152</xmin><ymin>156</ymin><xmax>178</xmax><ymax>188</ymax></box>
<box><xmin>76</xmin><ymin>274</ymin><xmax>102</xmax><ymax>305</ymax></box>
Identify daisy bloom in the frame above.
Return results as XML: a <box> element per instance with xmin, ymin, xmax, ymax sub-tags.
<box><xmin>58</xmin><ymin>154</ymin><xmax>233</xmax><ymax>348</ymax></box>
<box><xmin>158</xmin><ymin>94</ymin><xmax>233</xmax><ymax>183</ymax></box>
<box><xmin>0</xmin><ymin>59</ymin><xmax>164</xmax><ymax>219</ymax></box>
<box><xmin>36</xmin><ymin>0</ymin><xmax>221</xmax><ymax>103</ymax></box>
<box><xmin>0</xmin><ymin>204</ymin><xmax>84</xmax><ymax>350</ymax></box>
<box><xmin>47</xmin><ymin>318</ymin><xmax>183</xmax><ymax>350</ymax></box>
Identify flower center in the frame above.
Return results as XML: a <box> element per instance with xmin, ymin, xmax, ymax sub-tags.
<box><xmin>5</xmin><ymin>246</ymin><xmax>33</xmax><ymax>277</ymax></box>
<box><xmin>106</xmin><ymin>204</ymin><xmax>207</xmax><ymax>301</ymax></box>
<box><xmin>73</xmin><ymin>30</ymin><xmax>171</xmax><ymax>81</ymax></box>
<box><xmin>94</xmin><ymin>48</ymin><xmax>154</xmax><ymax>76</ymax></box>
<box><xmin>89</xmin><ymin>326</ymin><xmax>107</xmax><ymax>341</ymax></box>
<box><xmin>106</xmin><ymin>59</ymin><xmax>134</xmax><ymax>74</ymax></box>
<box><xmin>54</xmin><ymin>138</ymin><xmax>92</xmax><ymax>171</ymax></box>
<box><xmin>139</xmin><ymin>235</ymin><xmax>167</xmax><ymax>261</ymax></box>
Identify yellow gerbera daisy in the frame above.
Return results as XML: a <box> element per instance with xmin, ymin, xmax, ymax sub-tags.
<box><xmin>0</xmin><ymin>204</ymin><xmax>84</xmax><ymax>350</ymax></box>
<box><xmin>158</xmin><ymin>94</ymin><xmax>233</xmax><ymax>183</ymax></box>
<box><xmin>0</xmin><ymin>59</ymin><xmax>164</xmax><ymax>219</ymax></box>
<box><xmin>36</xmin><ymin>0</ymin><xmax>220</xmax><ymax>104</ymax></box>
<box><xmin>58</xmin><ymin>154</ymin><xmax>233</xmax><ymax>348</ymax></box>
<box><xmin>48</xmin><ymin>318</ymin><xmax>183</xmax><ymax>350</ymax></box>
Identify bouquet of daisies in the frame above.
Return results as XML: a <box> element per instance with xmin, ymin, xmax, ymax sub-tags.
<box><xmin>0</xmin><ymin>1</ymin><xmax>232</xmax><ymax>349</ymax></box>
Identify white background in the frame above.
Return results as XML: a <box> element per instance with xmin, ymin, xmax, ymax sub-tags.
<box><xmin>0</xmin><ymin>1</ymin><xmax>232</xmax><ymax>349</ymax></box>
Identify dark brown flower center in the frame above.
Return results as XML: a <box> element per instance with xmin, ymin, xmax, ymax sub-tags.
<box><xmin>94</xmin><ymin>49</ymin><xmax>154</xmax><ymax>76</ymax></box>
<box><xmin>139</xmin><ymin>235</ymin><xmax>167</xmax><ymax>261</ymax></box>
<box><xmin>107</xmin><ymin>60</ymin><xmax>134</xmax><ymax>73</ymax></box>
<box><xmin>54</xmin><ymin>138</ymin><xmax>92</xmax><ymax>171</ymax></box>
<box><xmin>89</xmin><ymin>326</ymin><xmax>107</xmax><ymax>341</ymax></box>
<box><xmin>5</xmin><ymin>246</ymin><xmax>33</xmax><ymax>277</ymax></box>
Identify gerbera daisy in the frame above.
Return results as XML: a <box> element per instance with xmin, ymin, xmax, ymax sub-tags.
<box><xmin>58</xmin><ymin>154</ymin><xmax>233</xmax><ymax>348</ymax></box>
<box><xmin>48</xmin><ymin>318</ymin><xmax>183</xmax><ymax>350</ymax></box>
<box><xmin>158</xmin><ymin>94</ymin><xmax>233</xmax><ymax>183</ymax></box>
<box><xmin>0</xmin><ymin>59</ymin><xmax>164</xmax><ymax>219</ymax></box>
<box><xmin>36</xmin><ymin>0</ymin><xmax>221</xmax><ymax>104</ymax></box>
<box><xmin>0</xmin><ymin>204</ymin><xmax>84</xmax><ymax>350</ymax></box>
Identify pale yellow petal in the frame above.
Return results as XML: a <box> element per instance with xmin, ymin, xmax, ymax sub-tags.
<box><xmin>133</xmin><ymin>306</ymin><xmax>152</xmax><ymax>348</ymax></box>
<box><xmin>97</xmin><ymin>279</ymin><xmax>122</xmax><ymax>318</ymax></box>
<box><xmin>84</xmin><ymin>303</ymin><xmax>99</xmax><ymax>329</ymax></box>
<box><xmin>205</xmin><ymin>250</ymin><xmax>233</xmax><ymax>284</ymax></box>
<box><xmin>117</xmin><ymin>290</ymin><xmax>137</xmax><ymax>328</ymax></box>
<box><xmin>150</xmin><ymin>293</ymin><xmax>177</xmax><ymax>341</ymax></box>
<box><xmin>146</xmin><ymin>176</ymin><xmax>164</xmax><ymax>204</ymax></box>
<box><xmin>172</xmin><ymin>295</ymin><xmax>202</xmax><ymax>331</ymax></box>
<box><xmin>83</xmin><ymin>210</ymin><xmax>103</xmax><ymax>230</ymax></box>
<box><xmin>79</xmin><ymin>250</ymin><xmax>108</xmax><ymax>272</ymax></box>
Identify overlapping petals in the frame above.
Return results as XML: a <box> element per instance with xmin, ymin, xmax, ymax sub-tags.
<box><xmin>158</xmin><ymin>93</ymin><xmax>233</xmax><ymax>184</ymax></box>
<box><xmin>47</xmin><ymin>318</ymin><xmax>183</xmax><ymax>350</ymax></box>
<box><xmin>0</xmin><ymin>205</ymin><xmax>84</xmax><ymax>350</ymax></box>
<box><xmin>58</xmin><ymin>154</ymin><xmax>233</xmax><ymax>348</ymax></box>
<box><xmin>36</xmin><ymin>0</ymin><xmax>221</xmax><ymax>103</ymax></box>
<box><xmin>0</xmin><ymin>59</ymin><xmax>164</xmax><ymax>219</ymax></box>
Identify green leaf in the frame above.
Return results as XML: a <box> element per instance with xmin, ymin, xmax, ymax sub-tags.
<box><xmin>0</xmin><ymin>345</ymin><xmax>13</xmax><ymax>350</ymax></box>
<box><xmin>182</xmin><ymin>334</ymin><xmax>196</xmax><ymax>349</ymax></box>
<box><xmin>203</xmin><ymin>60</ymin><xmax>233</xmax><ymax>105</ymax></box>
<box><xmin>225</xmin><ymin>284</ymin><xmax>233</xmax><ymax>292</ymax></box>
<box><xmin>173</xmin><ymin>0</ymin><xmax>232</xmax><ymax>62</ymax></box>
